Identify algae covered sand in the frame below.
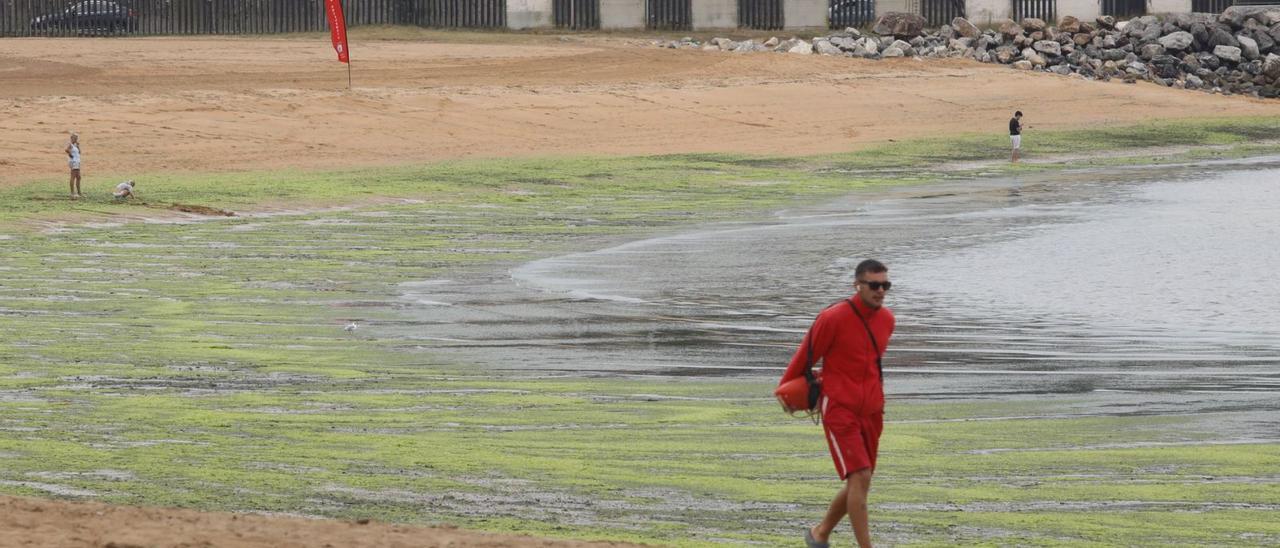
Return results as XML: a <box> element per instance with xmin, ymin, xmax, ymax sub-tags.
<box><xmin>2</xmin><ymin>119</ymin><xmax>1279</xmax><ymax>546</ymax></box>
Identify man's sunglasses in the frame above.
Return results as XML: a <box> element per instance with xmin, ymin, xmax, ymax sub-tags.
<box><xmin>859</xmin><ymin>280</ymin><xmax>892</xmax><ymax>291</ymax></box>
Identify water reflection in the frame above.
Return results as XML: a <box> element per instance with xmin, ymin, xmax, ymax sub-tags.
<box><xmin>399</xmin><ymin>159</ymin><xmax>1280</xmax><ymax>421</ymax></box>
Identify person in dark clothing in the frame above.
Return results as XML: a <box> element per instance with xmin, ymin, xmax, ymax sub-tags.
<box><xmin>1010</xmin><ymin>111</ymin><xmax>1023</xmax><ymax>163</ymax></box>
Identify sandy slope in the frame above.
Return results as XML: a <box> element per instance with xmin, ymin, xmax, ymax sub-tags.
<box><xmin>0</xmin><ymin>494</ymin><xmax>643</xmax><ymax>547</ymax></box>
<box><xmin>5</xmin><ymin>33</ymin><xmax>1280</xmax><ymax>186</ymax></box>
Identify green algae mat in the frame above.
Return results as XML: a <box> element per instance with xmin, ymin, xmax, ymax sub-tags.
<box><xmin>2</xmin><ymin>119</ymin><xmax>1280</xmax><ymax>546</ymax></box>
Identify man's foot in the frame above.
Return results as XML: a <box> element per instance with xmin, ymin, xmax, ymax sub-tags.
<box><xmin>70</xmin><ymin>195</ymin><xmax>78</xmax><ymax>200</ymax></box>
<box><xmin>806</xmin><ymin>527</ymin><xmax>830</xmax><ymax>548</ymax></box>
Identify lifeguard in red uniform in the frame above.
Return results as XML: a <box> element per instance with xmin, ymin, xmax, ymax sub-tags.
<box><xmin>779</xmin><ymin>259</ymin><xmax>895</xmax><ymax>548</ymax></box>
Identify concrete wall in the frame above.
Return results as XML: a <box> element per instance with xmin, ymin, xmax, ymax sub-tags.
<box><xmin>1056</xmin><ymin>0</ymin><xmax>1098</xmax><ymax>21</ymax></box>
<box><xmin>600</xmin><ymin>0</ymin><xmax>645</xmax><ymax>28</ymax></box>
<box><xmin>965</xmin><ymin>0</ymin><xmax>1012</xmax><ymax>24</ymax></box>
<box><xmin>785</xmin><ymin>0</ymin><xmax>828</xmax><ymax>28</ymax></box>
<box><xmin>1149</xmin><ymin>0</ymin><xmax>1192</xmax><ymax>15</ymax></box>
<box><xmin>693</xmin><ymin>0</ymin><xmax>737</xmax><ymax>28</ymax></box>
<box><xmin>1057</xmin><ymin>0</ymin><xmax>1100</xmax><ymax>21</ymax></box>
<box><xmin>507</xmin><ymin>0</ymin><xmax>554</xmax><ymax>29</ymax></box>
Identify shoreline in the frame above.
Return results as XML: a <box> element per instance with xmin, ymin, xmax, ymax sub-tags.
<box><xmin>4</xmin><ymin>117</ymin><xmax>1280</xmax><ymax>230</ymax></box>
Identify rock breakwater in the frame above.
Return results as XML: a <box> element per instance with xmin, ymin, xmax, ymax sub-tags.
<box><xmin>658</xmin><ymin>7</ymin><xmax>1280</xmax><ymax>98</ymax></box>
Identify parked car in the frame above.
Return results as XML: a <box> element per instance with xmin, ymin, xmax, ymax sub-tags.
<box><xmin>30</xmin><ymin>1</ymin><xmax>138</xmax><ymax>33</ymax></box>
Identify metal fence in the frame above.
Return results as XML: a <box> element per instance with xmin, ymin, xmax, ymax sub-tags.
<box><xmin>738</xmin><ymin>0</ymin><xmax>782</xmax><ymax>29</ymax></box>
<box><xmin>1012</xmin><ymin>0</ymin><xmax>1054</xmax><ymax>23</ymax></box>
<box><xmin>1191</xmin><ymin>0</ymin><xmax>1232</xmax><ymax>9</ymax></box>
<box><xmin>1101</xmin><ymin>0</ymin><xmax>1145</xmax><ymax>17</ymax></box>
<box><xmin>554</xmin><ymin>0</ymin><xmax>597</xmax><ymax>29</ymax></box>
<box><xmin>1</xmin><ymin>0</ymin><xmax>506</xmax><ymax>37</ymax></box>
<box><xmin>919</xmin><ymin>0</ymin><xmax>962</xmax><ymax>27</ymax></box>
<box><xmin>828</xmin><ymin>0</ymin><xmax>874</xmax><ymax>28</ymax></box>
<box><xmin>412</xmin><ymin>0</ymin><xmax>504</xmax><ymax>27</ymax></box>
<box><xmin>646</xmin><ymin>0</ymin><xmax>688</xmax><ymax>29</ymax></box>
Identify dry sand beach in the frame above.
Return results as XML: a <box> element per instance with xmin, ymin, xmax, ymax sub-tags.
<box><xmin>5</xmin><ymin>32</ymin><xmax>1280</xmax><ymax>186</ymax></box>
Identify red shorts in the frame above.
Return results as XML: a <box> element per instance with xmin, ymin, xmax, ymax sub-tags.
<box><xmin>821</xmin><ymin>396</ymin><xmax>883</xmax><ymax>479</ymax></box>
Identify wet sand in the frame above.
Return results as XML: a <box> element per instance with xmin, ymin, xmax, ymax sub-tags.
<box><xmin>396</xmin><ymin>157</ymin><xmax>1280</xmax><ymax>442</ymax></box>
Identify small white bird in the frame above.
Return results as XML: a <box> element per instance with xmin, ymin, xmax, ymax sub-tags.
<box><xmin>344</xmin><ymin>323</ymin><xmax>358</xmax><ymax>332</ymax></box>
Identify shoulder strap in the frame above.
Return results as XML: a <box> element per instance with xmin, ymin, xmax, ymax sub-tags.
<box><xmin>846</xmin><ymin>299</ymin><xmax>883</xmax><ymax>382</ymax></box>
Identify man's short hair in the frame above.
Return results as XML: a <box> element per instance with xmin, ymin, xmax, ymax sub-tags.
<box><xmin>855</xmin><ymin>259</ymin><xmax>888</xmax><ymax>279</ymax></box>
<box><xmin>1014</xmin><ymin>111</ymin><xmax>1023</xmax><ymax>117</ymax></box>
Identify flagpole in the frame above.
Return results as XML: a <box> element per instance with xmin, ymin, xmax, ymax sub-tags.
<box><xmin>343</xmin><ymin>1</ymin><xmax>351</xmax><ymax>90</ymax></box>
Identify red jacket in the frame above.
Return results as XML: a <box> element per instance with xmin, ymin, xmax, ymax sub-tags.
<box><xmin>779</xmin><ymin>296</ymin><xmax>895</xmax><ymax>416</ymax></box>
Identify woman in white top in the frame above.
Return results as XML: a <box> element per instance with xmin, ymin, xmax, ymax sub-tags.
<box><xmin>65</xmin><ymin>133</ymin><xmax>82</xmax><ymax>199</ymax></box>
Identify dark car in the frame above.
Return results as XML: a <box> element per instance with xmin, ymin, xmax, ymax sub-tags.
<box><xmin>30</xmin><ymin>1</ymin><xmax>138</xmax><ymax>33</ymax></box>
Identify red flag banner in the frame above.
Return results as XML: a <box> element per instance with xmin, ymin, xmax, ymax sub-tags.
<box><xmin>324</xmin><ymin>0</ymin><xmax>349</xmax><ymax>63</ymax></box>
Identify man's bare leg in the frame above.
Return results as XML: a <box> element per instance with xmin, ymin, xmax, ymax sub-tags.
<box><xmin>847</xmin><ymin>469</ymin><xmax>874</xmax><ymax>548</ymax></box>
<box><xmin>811</xmin><ymin>483</ymin><xmax>849</xmax><ymax>543</ymax></box>
<box><xmin>1012</xmin><ymin>148</ymin><xmax>1020</xmax><ymax>163</ymax></box>
<box><xmin>811</xmin><ymin>469</ymin><xmax>873</xmax><ymax>546</ymax></box>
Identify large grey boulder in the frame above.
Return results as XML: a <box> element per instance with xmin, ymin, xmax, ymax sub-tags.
<box><xmin>1215</xmin><ymin>45</ymin><xmax>1243</xmax><ymax>63</ymax></box>
<box><xmin>1033</xmin><ymin>40</ymin><xmax>1062</xmax><ymax>55</ymax></box>
<box><xmin>1238</xmin><ymin>34</ymin><xmax>1260</xmax><ymax>60</ymax></box>
<box><xmin>1253</xmin><ymin>29</ymin><xmax>1275</xmax><ymax>55</ymax></box>
<box><xmin>1096</xmin><ymin>15</ymin><xmax>1117</xmax><ymax>30</ymax></box>
<box><xmin>998</xmin><ymin>19</ymin><xmax>1024</xmax><ymax>37</ymax></box>
<box><xmin>881</xmin><ymin>46</ymin><xmax>906</xmax><ymax>57</ymax></box>
<box><xmin>1023</xmin><ymin>49</ymin><xmax>1047</xmax><ymax>67</ymax></box>
<box><xmin>1125</xmin><ymin>17</ymin><xmax>1148</xmax><ymax>37</ymax></box>
<box><xmin>1210</xmin><ymin>26</ymin><xmax>1240</xmax><ymax>48</ymax></box>
<box><xmin>1140</xmin><ymin>43</ymin><xmax>1166</xmax><ymax>60</ymax></box>
<box><xmin>1022</xmin><ymin>18</ymin><xmax>1047</xmax><ymax>32</ymax></box>
<box><xmin>1141</xmin><ymin>25</ymin><xmax>1165</xmax><ymax>43</ymax></box>
<box><xmin>952</xmin><ymin>17</ymin><xmax>981</xmax><ymax>39</ymax></box>
<box><xmin>814</xmin><ymin>39</ymin><xmax>842</xmax><ymax>55</ymax></box>
<box><xmin>1012</xmin><ymin>59</ymin><xmax>1034</xmax><ymax>70</ymax></box>
<box><xmin>1158</xmin><ymin>31</ymin><xmax>1194</xmax><ymax>51</ymax></box>
<box><xmin>1060</xmin><ymin>16</ymin><xmax>1082</xmax><ymax>33</ymax></box>
<box><xmin>1220</xmin><ymin>6</ymin><xmax>1276</xmax><ymax>29</ymax></box>
<box><xmin>889</xmin><ymin>39</ymin><xmax>914</xmax><ymax>54</ymax></box>
<box><xmin>1191</xmin><ymin>22</ymin><xmax>1210</xmax><ymax>46</ymax></box>
<box><xmin>859</xmin><ymin>37</ymin><xmax>880</xmax><ymax>55</ymax></box>
<box><xmin>873</xmin><ymin>12</ymin><xmax>927</xmax><ymax>38</ymax></box>
<box><xmin>787</xmin><ymin>40</ymin><xmax>814</xmax><ymax>54</ymax></box>
<box><xmin>1264</xmin><ymin>53</ymin><xmax>1280</xmax><ymax>82</ymax></box>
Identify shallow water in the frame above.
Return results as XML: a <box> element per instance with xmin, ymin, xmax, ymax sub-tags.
<box><xmin>399</xmin><ymin>158</ymin><xmax>1280</xmax><ymax>436</ymax></box>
